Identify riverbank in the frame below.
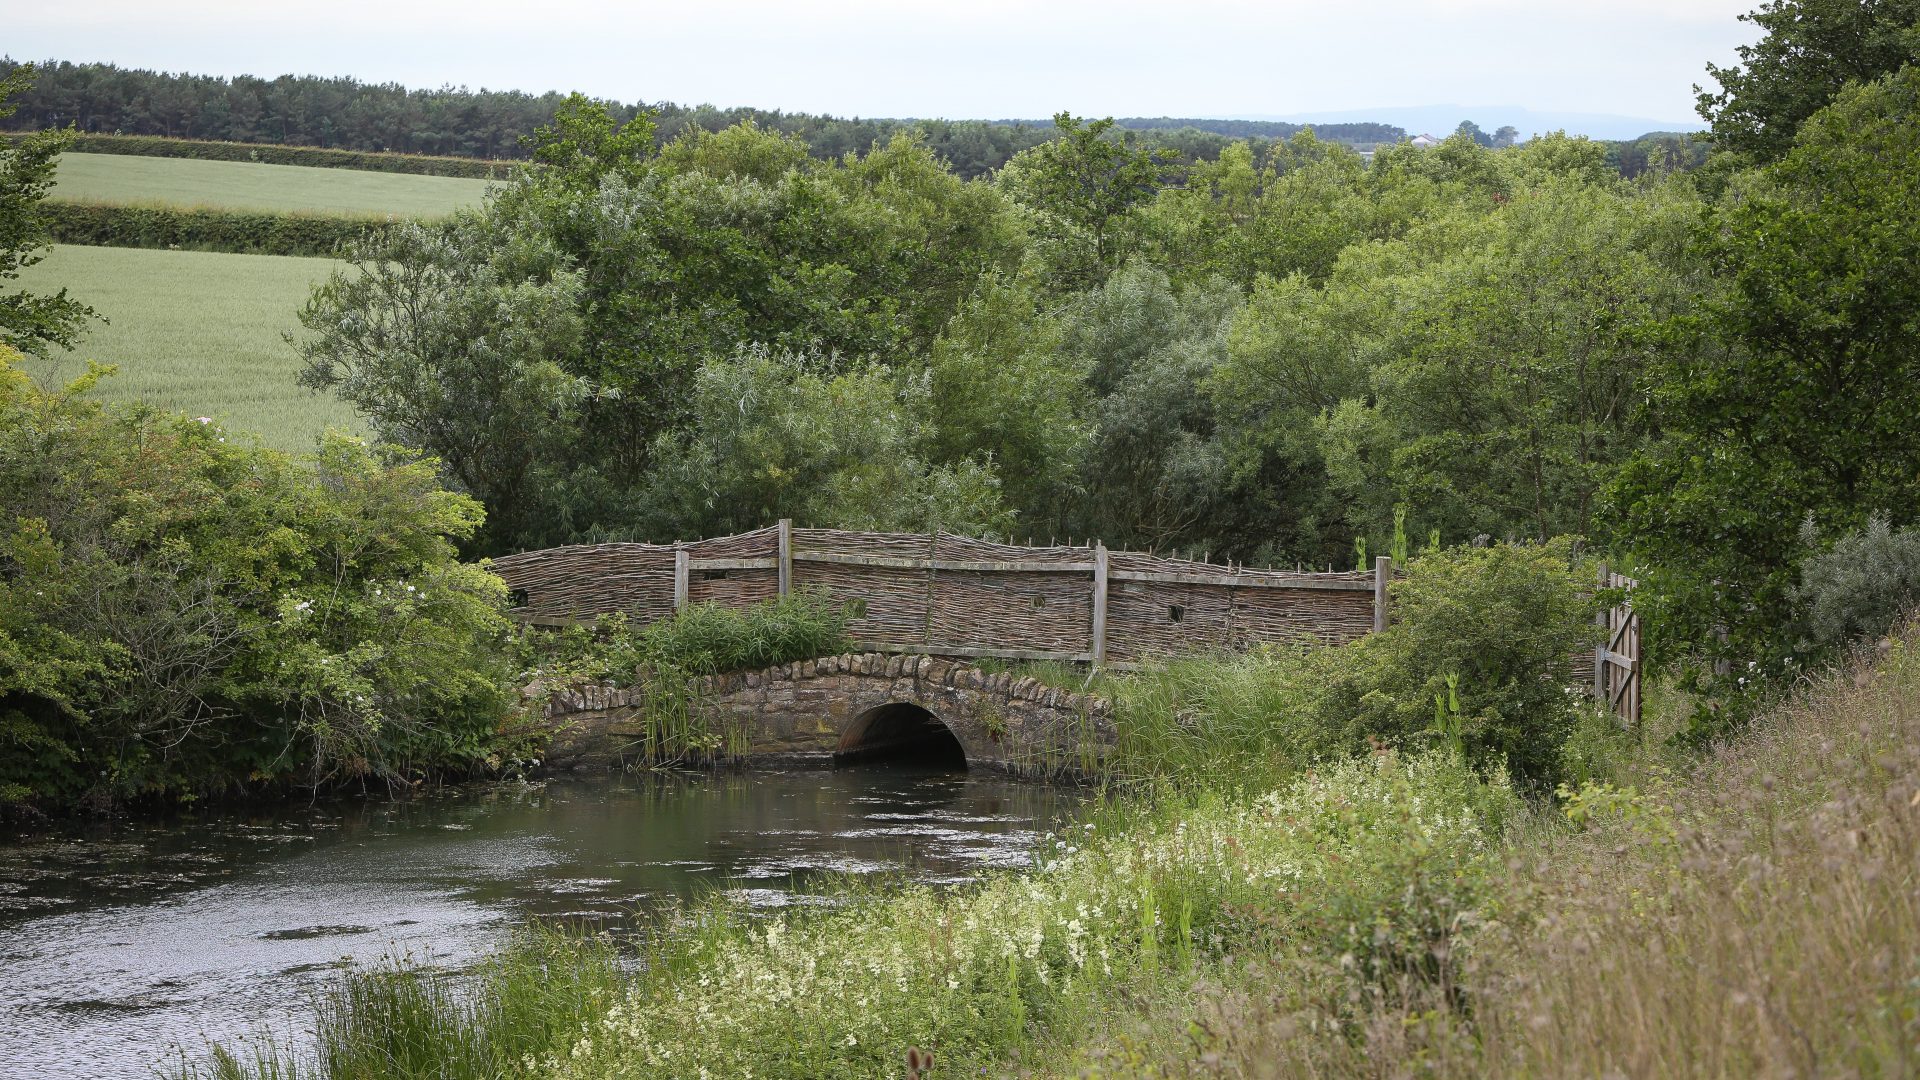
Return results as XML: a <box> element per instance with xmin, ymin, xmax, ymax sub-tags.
<box><xmin>1</xmin><ymin>766</ymin><xmax>1083</xmax><ymax>1078</ymax></box>
<box><xmin>187</xmin><ymin>622</ymin><xmax>1920</xmax><ymax>1076</ymax></box>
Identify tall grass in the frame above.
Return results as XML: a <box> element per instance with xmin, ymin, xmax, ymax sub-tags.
<box><xmin>187</xmin><ymin>748</ymin><xmax>1513</xmax><ymax>1079</ymax></box>
<box><xmin>51</xmin><ymin>152</ymin><xmax>490</xmax><ymax>217</ymax></box>
<box><xmin>178</xmin><ymin>929</ymin><xmax>624</xmax><ymax>1080</ymax></box>
<box><xmin>1124</xmin><ymin>625</ymin><xmax>1920</xmax><ymax>1077</ymax></box>
<box><xmin>18</xmin><ymin>245</ymin><xmax>359</xmax><ymax>452</ymax></box>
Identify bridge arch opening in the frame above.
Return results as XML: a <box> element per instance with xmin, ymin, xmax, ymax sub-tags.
<box><xmin>836</xmin><ymin>703</ymin><xmax>967</xmax><ymax>770</ymax></box>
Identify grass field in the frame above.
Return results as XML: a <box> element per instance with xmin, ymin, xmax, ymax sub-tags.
<box><xmin>50</xmin><ymin>152</ymin><xmax>494</xmax><ymax>217</ymax></box>
<box><xmin>18</xmin><ymin>245</ymin><xmax>363</xmax><ymax>452</ymax></box>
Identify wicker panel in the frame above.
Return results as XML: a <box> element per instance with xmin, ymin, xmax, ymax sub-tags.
<box><xmin>496</xmin><ymin>526</ymin><xmax>1383</xmax><ymax>656</ymax></box>
<box><xmin>926</xmin><ymin>570</ymin><xmax>1093</xmax><ymax>653</ymax></box>
<box><xmin>688</xmin><ymin>567</ymin><xmax>781</xmax><ymax>608</ymax></box>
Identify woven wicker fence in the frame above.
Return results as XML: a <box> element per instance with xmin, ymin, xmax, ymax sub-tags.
<box><xmin>491</xmin><ymin>523</ymin><xmax>1387</xmax><ymax>668</ymax></box>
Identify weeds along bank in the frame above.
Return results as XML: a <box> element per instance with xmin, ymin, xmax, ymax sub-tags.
<box><xmin>190</xmin><ymin>751</ymin><xmax>1519</xmax><ymax>1080</ymax></box>
<box><xmin>1119</xmin><ymin>628</ymin><xmax>1920</xmax><ymax>1078</ymax></box>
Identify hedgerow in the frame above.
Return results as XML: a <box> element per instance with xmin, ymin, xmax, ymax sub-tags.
<box><xmin>43</xmin><ymin>199</ymin><xmax>392</xmax><ymax>256</ymax></box>
<box><xmin>9</xmin><ymin>131</ymin><xmax>510</xmax><ymax>178</ymax></box>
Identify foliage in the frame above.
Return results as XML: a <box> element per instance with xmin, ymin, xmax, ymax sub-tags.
<box><xmin>1696</xmin><ymin>0</ymin><xmax>1920</xmax><ymax>162</ymax></box>
<box><xmin>0</xmin><ymin>348</ymin><xmax>513</xmax><ymax>811</ymax></box>
<box><xmin>1794</xmin><ymin>515</ymin><xmax>1920</xmax><ymax>651</ymax></box>
<box><xmin>1108</xmin><ymin>541</ymin><xmax>1602</xmax><ymax>794</ymax></box>
<box><xmin>1148</xmin><ymin>621</ymin><xmax>1920</xmax><ymax>1077</ymax></box>
<box><xmin>637</xmin><ymin>349</ymin><xmax>1014</xmax><ymax>540</ymax></box>
<box><xmin>1002</xmin><ymin>113</ymin><xmax>1183</xmax><ymax>288</ymax></box>
<box><xmin>44</xmin><ymin>200</ymin><xmax>388</xmax><ymax>256</ymax></box>
<box><xmin>0</xmin><ymin>63</ymin><xmax>95</xmax><ymax>358</ymax></box>
<box><xmin>1610</xmin><ymin>66</ymin><xmax>1920</xmax><ymax>725</ymax></box>
<box><xmin>603</xmin><ymin>590</ymin><xmax>853</xmax><ymax>680</ymax></box>
<box><xmin>0</xmin><ymin>59</ymin><xmax>1405</xmax><ymax>180</ymax></box>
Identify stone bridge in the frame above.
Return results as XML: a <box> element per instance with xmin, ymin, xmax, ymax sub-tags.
<box><xmin>540</xmin><ymin>652</ymin><xmax>1114</xmax><ymax>776</ymax></box>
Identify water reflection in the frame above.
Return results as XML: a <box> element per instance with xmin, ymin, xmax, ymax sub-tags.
<box><xmin>0</xmin><ymin>765</ymin><xmax>1084</xmax><ymax>1079</ymax></box>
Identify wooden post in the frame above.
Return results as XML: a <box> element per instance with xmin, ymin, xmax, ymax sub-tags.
<box><xmin>673</xmin><ymin>547</ymin><xmax>689</xmax><ymax>612</ymax></box>
<box><xmin>1373</xmin><ymin>556</ymin><xmax>1391</xmax><ymax>633</ymax></box>
<box><xmin>1594</xmin><ymin>561</ymin><xmax>1609</xmax><ymax>701</ymax></box>
<box><xmin>1091</xmin><ymin>542</ymin><xmax>1110</xmax><ymax>668</ymax></box>
<box><xmin>776</xmin><ymin>518</ymin><xmax>793</xmax><ymax>596</ymax></box>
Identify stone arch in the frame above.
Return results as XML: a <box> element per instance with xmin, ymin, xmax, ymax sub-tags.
<box><xmin>539</xmin><ymin>652</ymin><xmax>1117</xmax><ymax>776</ymax></box>
<box><xmin>836</xmin><ymin>702</ymin><xmax>968</xmax><ymax>769</ymax></box>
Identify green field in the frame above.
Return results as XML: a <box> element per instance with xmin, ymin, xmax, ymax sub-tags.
<box><xmin>50</xmin><ymin>152</ymin><xmax>494</xmax><ymax>217</ymax></box>
<box><xmin>18</xmin><ymin>245</ymin><xmax>363</xmax><ymax>451</ymax></box>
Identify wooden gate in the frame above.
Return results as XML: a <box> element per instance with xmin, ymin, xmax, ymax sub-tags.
<box><xmin>1594</xmin><ymin>567</ymin><xmax>1641</xmax><ymax>728</ymax></box>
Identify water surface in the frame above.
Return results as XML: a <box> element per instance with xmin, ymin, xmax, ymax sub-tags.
<box><xmin>0</xmin><ymin>766</ymin><xmax>1083</xmax><ymax>1078</ymax></box>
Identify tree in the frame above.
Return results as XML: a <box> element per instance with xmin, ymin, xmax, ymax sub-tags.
<box><xmin>1455</xmin><ymin>120</ymin><xmax>1494</xmax><ymax>147</ymax></box>
<box><xmin>1612</xmin><ymin>66</ymin><xmax>1920</xmax><ymax>711</ymax></box>
<box><xmin>0</xmin><ymin>64</ymin><xmax>95</xmax><ymax>358</ymax></box>
<box><xmin>1492</xmin><ymin>125</ymin><xmax>1519</xmax><ymax>149</ymax></box>
<box><xmin>1697</xmin><ymin>0</ymin><xmax>1920</xmax><ymax>162</ymax></box>
<box><xmin>1002</xmin><ymin>113</ymin><xmax>1182</xmax><ymax>289</ymax></box>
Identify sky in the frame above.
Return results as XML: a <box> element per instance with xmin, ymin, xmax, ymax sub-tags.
<box><xmin>10</xmin><ymin>0</ymin><xmax>1761</xmax><ymax>128</ymax></box>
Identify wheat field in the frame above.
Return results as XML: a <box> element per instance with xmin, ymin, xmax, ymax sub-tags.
<box><xmin>50</xmin><ymin>152</ymin><xmax>493</xmax><ymax>217</ymax></box>
<box><xmin>18</xmin><ymin>244</ymin><xmax>365</xmax><ymax>452</ymax></box>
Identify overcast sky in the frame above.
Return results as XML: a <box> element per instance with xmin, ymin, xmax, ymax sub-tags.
<box><xmin>11</xmin><ymin>0</ymin><xmax>1758</xmax><ymax>126</ymax></box>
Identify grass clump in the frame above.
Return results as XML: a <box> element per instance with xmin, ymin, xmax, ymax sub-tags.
<box><xmin>1104</xmin><ymin>540</ymin><xmax>1606</xmax><ymax>795</ymax></box>
<box><xmin>180</xmin><ymin>929</ymin><xmax>623</xmax><ymax>1080</ymax></box>
<box><xmin>515</xmin><ymin>751</ymin><xmax>1506</xmax><ymax>1078</ymax></box>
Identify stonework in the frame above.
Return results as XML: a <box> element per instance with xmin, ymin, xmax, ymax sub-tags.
<box><xmin>539</xmin><ymin>652</ymin><xmax>1115</xmax><ymax>776</ymax></box>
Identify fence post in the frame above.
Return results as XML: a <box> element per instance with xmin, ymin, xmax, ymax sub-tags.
<box><xmin>1092</xmin><ymin>542</ymin><xmax>1109</xmax><ymax>668</ymax></box>
<box><xmin>1373</xmin><ymin>556</ymin><xmax>1391</xmax><ymax>632</ymax></box>
<box><xmin>673</xmin><ymin>547</ymin><xmax>689</xmax><ymax>612</ymax></box>
<box><xmin>1594</xmin><ymin>561</ymin><xmax>1610</xmax><ymax>701</ymax></box>
<box><xmin>777</xmin><ymin>518</ymin><xmax>793</xmax><ymax>596</ymax></box>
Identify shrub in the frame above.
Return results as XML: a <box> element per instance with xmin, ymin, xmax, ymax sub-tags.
<box><xmin>0</xmin><ymin>350</ymin><xmax>514</xmax><ymax>811</ymax></box>
<box><xmin>1794</xmin><ymin>513</ymin><xmax>1920</xmax><ymax>651</ymax></box>
<box><xmin>1108</xmin><ymin>540</ymin><xmax>1604</xmax><ymax>794</ymax></box>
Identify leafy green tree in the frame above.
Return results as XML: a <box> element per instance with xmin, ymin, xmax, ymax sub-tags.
<box><xmin>1611</xmin><ymin>66</ymin><xmax>1920</xmax><ymax>701</ymax></box>
<box><xmin>1002</xmin><ymin>113</ymin><xmax>1182</xmax><ymax>289</ymax></box>
<box><xmin>0</xmin><ymin>350</ymin><xmax>512</xmax><ymax>810</ymax></box>
<box><xmin>1455</xmin><ymin>120</ymin><xmax>1494</xmax><ymax>147</ymax></box>
<box><xmin>0</xmin><ymin>64</ymin><xmax>95</xmax><ymax>358</ymax></box>
<box><xmin>1697</xmin><ymin>0</ymin><xmax>1920</xmax><ymax>162</ymax></box>
<box><xmin>635</xmin><ymin>347</ymin><xmax>1013</xmax><ymax>539</ymax></box>
<box><xmin>921</xmin><ymin>274</ymin><xmax>1085</xmax><ymax>524</ymax></box>
<box><xmin>295</xmin><ymin>213</ymin><xmax>595</xmax><ymax>553</ymax></box>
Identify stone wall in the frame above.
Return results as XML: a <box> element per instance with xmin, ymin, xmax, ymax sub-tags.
<box><xmin>539</xmin><ymin>652</ymin><xmax>1114</xmax><ymax>776</ymax></box>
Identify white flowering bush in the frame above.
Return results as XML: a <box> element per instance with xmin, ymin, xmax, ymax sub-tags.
<box><xmin>540</xmin><ymin>750</ymin><xmax>1516</xmax><ymax>1078</ymax></box>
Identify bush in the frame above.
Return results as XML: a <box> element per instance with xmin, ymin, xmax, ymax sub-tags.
<box><xmin>1795</xmin><ymin>513</ymin><xmax>1920</xmax><ymax>651</ymax></box>
<box><xmin>1108</xmin><ymin>540</ymin><xmax>1604</xmax><ymax>794</ymax></box>
<box><xmin>626</xmin><ymin>590</ymin><xmax>852</xmax><ymax>676</ymax></box>
<box><xmin>0</xmin><ymin>350</ymin><xmax>515</xmax><ymax>811</ymax></box>
<box><xmin>11</xmin><ymin>131</ymin><xmax>510</xmax><ymax>179</ymax></box>
<box><xmin>44</xmin><ymin>199</ymin><xmax>395</xmax><ymax>256</ymax></box>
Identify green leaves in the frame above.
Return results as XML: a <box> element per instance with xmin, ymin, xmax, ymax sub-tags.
<box><xmin>0</xmin><ymin>350</ymin><xmax>511</xmax><ymax>809</ymax></box>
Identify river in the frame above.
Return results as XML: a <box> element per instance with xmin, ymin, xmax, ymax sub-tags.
<box><xmin>0</xmin><ymin>765</ymin><xmax>1085</xmax><ymax>1078</ymax></box>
